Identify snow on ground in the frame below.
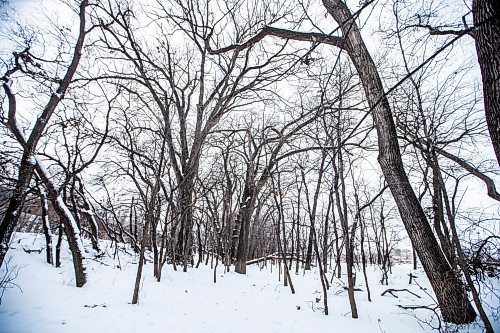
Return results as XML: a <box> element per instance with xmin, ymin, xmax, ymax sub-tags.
<box><xmin>0</xmin><ymin>233</ymin><xmax>498</xmax><ymax>333</ymax></box>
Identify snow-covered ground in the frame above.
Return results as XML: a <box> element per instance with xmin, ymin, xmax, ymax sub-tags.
<box><xmin>0</xmin><ymin>233</ymin><xmax>498</xmax><ymax>333</ymax></box>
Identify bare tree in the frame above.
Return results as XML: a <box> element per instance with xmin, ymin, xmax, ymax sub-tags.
<box><xmin>0</xmin><ymin>0</ymin><xmax>93</xmax><ymax>287</ymax></box>
<box><xmin>209</xmin><ymin>0</ymin><xmax>476</xmax><ymax>323</ymax></box>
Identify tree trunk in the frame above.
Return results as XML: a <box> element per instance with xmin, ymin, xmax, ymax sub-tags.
<box><xmin>55</xmin><ymin>223</ymin><xmax>64</xmax><ymax>268</ymax></box>
<box><xmin>0</xmin><ymin>0</ymin><xmax>88</xmax><ymax>269</ymax></box>
<box><xmin>321</xmin><ymin>0</ymin><xmax>476</xmax><ymax>324</ymax></box>
<box><xmin>178</xmin><ymin>178</ymin><xmax>196</xmax><ymax>272</ymax></box>
<box><xmin>473</xmin><ymin>0</ymin><xmax>500</xmax><ymax>165</ymax></box>
<box><xmin>304</xmin><ymin>225</ymin><xmax>314</xmax><ymax>270</ymax></box>
<box><xmin>39</xmin><ymin>184</ymin><xmax>54</xmax><ymax>265</ymax></box>
<box><xmin>132</xmin><ymin>216</ymin><xmax>150</xmax><ymax>304</ymax></box>
<box><xmin>35</xmin><ymin>162</ymin><xmax>87</xmax><ymax>287</ymax></box>
<box><xmin>234</xmin><ymin>205</ymin><xmax>253</xmax><ymax>274</ymax></box>
<box><xmin>0</xmin><ymin>156</ymin><xmax>35</xmax><ymax>266</ymax></box>
<box><xmin>51</xmin><ymin>194</ymin><xmax>87</xmax><ymax>287</ymax></box>
<box><xmin>332</xmin><ymin>134</ymin><xmax>358</xmax><ymax>319</ymax></box>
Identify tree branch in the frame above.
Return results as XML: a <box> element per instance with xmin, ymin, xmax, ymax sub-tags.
<box><xmin>208</xmin><ymin>26</ymin><xmax>348</xmax><ymax>55</ymax></box>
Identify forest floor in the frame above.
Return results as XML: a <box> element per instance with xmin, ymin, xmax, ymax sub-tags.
<box><xmin>0</xmin><ymin>233</ymin><xmax>498</xmax><ymax>333</ymax></box>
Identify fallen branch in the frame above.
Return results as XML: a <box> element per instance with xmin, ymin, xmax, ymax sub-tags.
<box><xmin>22</xmin><ymin>247</ymin><xmax>43</xmax><ymax>254</ymax></box>
<box><xmin>246</xmin><ymin>253</ymin><xmax>312</xmax><ymax>266</ymax></box>
<box><xmin>398</xmin><ymin>304</ymin><xmax>436</xmax><ymax>310</ymax></box>
<box><xmin>84</xmin><ymin>303</ymin><xmax>107</xmax><ymax>308</ymax></box>
<box><xmin>381</xmin><ymin>288</ymin><xmax>421</xmax><ymax>298</ymax></box>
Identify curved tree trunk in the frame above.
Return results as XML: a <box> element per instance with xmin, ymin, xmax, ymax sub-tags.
<box><xmin>322</xmin><ymin>0</ymin><xmax>476</xmax><ymax>324</ymax></box>
<box><xmin>35</xmin><ymin>161</ymin><xmax>87</xmax><ymax>287</ymax></box>
<box><xmin>0</xmin><ymin>0</ymin><xmax>89</xmax><ymax>269</ymax></box>
<box><xmin>473</xmin><ymin>0</ymin><xmax>500</xmax><ymax>165</ymax></box>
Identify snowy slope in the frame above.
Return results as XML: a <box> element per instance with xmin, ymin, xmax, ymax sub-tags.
<box><xmin>0</xmin><ymin>233</ymin><xmax>497</xmax><ymax>333</ymax></box>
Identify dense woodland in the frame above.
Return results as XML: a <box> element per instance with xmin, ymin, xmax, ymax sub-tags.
<box><xmin>0</xmin><ymin>0</ymin><xmax>499</xmax><ymax>331</ymax></box>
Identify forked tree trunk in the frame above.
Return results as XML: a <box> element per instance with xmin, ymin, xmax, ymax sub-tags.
<box><xmin>0</xmin><ymin>0</ymin><xmax>89</xmax><ymax>269</ymax></box>
<box><xmin>322</xmin><ymin>0</ymin><xmax>475</xmax><ymax>324</ymax></box>
<box><xmin>51</xmin><ymin>194</ymin><xmax>87</xmax><ymax>287</ymax></box>
<box><xmin>36</xmin><ymin>163</ymin><xmax>87</xmax><ymax>287</ymax></box>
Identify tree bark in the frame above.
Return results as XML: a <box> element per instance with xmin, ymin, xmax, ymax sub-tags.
<box><xmin>39</xmin><ymin>184</ymin><xmax>53</xmax><ymax>265</ymax></box>
<box><xmin>473</xmin><ymin>0</ymin><xmax>500</xmax><ymax>165</ymax></box>
<box><xmin>35</xmin><ymin>162</ymin><xmax>87</xmax><ymax>287</ymax></box>
<box><xmin>321</xmin><ymin>0</ymin><xmax>476</xmax><ymax>323</ymax></box>
<box><xmin>0</xmin><ymin>0</ymin><xmax>89</xmax><ymax>268</ymax></box>
<box><xmin>0</xmin><ymin>154</ymin><xmax>34</xmax><ymax>265</ymax></box>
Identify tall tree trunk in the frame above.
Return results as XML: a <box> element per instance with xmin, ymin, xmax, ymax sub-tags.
<box><xmin>233</xmin><ymin>161</ymin><xmax>258</xmax><ymax>274</ymax></box>
<box><xmin>0</xmin><ymin>156</ymin><xmax>35</xmax><ymax>265</ymax></box>
<box><xmin>234</xmin><ymin>205</ymin><xmax>253</xmax><ymax>274</ymax></box>
<box><xmin>431</xmin><ymin>157</ymin><xmax>456</xmax><ymax>268</ymax></box>
<box><xmin>39</xmin><ymin>184</ymin><xmax>53</xmax><ymax>265</ymax></box>
<box><xmin>436</xmin><ymin>167</ymin><xmax>495</xmax><ymax>333</ymax></box>
<box><xmin>35</xmin><ymin>163</ymin><xmax>87</xmax><ymax>287</ymax></box>
<box><xmin>132</xmin><ymin>216</ymin><xmax>150</xmax><ymax>304</ymax></box>
<box><xmin>321</xmin><ymin>0</ymin><xmax>476</xmax><ymax>323</ymax></box>
<box><xmin>304</xmin><ymin>225</ymin><xmax>314</xmax><ymax>270</ymax></box>
<box><xmin>295</xmin><ymin>184</ymin><xmax>302</xmax><ymax>274</ymax></box>
<box><xmin>473</xmin><ymin>0</ymin><xmax>500</xmax><ymax>165</ymax></box>
<box><xmin>272</xmin><ymin>176</ymin><xmax>295</xmax><ymax>294</ymax></box>
<box><xmin>332</xmin><ymin>138</ymin><xmax>358</xmax><ymax>319</ymax></box>
<box><xmin>178</xmin><ymin>178</ymin><xmax>195</xmax><ymax>273</ymax></box>
<box><xmin>323</xmin><ymin>193</ymin><xmax>332</xmax><ymax>274</ymax></box>
<box><xmin>0</xmin><ymin>0</ymin><xmax>89</xmax><ymax>268</ymax></box>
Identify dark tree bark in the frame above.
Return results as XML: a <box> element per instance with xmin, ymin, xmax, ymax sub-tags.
<box><xmin>332</xmin><ymin>137</ymin><xmax>358</xmax><ymax>319</ymax></box>
<box><xmin>304</xmin><ymin>222</ymin><xmax>314</xmax><ymax>270</ymax></box>
<box><xmin>321</xmin><ymin>0</ymin><xmax>476</xmax><ymax>323</ymax></box>
<box><xmin>295</xmin><ymin>183</ymin><xmax>302</xmax><ymax>274</ymax></box>
<box><xmin>55</xmin><ymin>223</ymin><xmax>64</xmax><ymax>268</ymax></box>
<box><xmin>38</xmin><ymin>184</ymin><xmax>53</xmax><ymax>265</ymax></box>
<box><xmin>210</xmin><ymin>2</ymin><xmax>476</xmax><ymax>321</ymax></box>
<box><xmin>233</xmin><ymin>160</ymin><xmax>256</xmax><ymax>274</ymax></box>
<box><xmin>131</xmin><ymin>213</ymin><xmax>150</xmax><ymax>305</ymax></box>
<box><xmin>323</xmin><ymin>191</ymin><xmax>332</xmax><ymax>274</ymax></box>
<box><xmin>271</xmin><ymin>174</ymin><xmax>295</xmax><ymax>294</ymax></box>
<box><xmin>0</xmin><ymin>0</ymin><xmax>89</xmax><ymax>269</ymax></box>
<box><xmin>35</xmin><ymin>162</ymin><xmax>87</xmax><ymax>287</ymax></box>
<box><xmin>473</xmin><ymin>0</ymin><xmax>500</xmax><ymax>165</ymax></box>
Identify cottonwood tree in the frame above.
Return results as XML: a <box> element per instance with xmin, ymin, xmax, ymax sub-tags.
<box><xmin>386</xmin><ymin>9</ymin><xmax>497</xmax><ymax>328</ymax></box>
<box><xmin>210</xmin><ymin>0</ymin><xmax>476</xmax><ymax>323</ymax></box>
<box><xmin>96</xmin><ymin>0</ymin><xmax>294</xmax><ymax>273</ymax></box>
<box><xmin>227</xmin><ymin>96</ymin><xmax>347</xmax><ymax>274</ymax></box>
<box><xmin>35</xmin><ymin>86</ymin><xmax>114</xmax><ymax>253</ymax></box>
<box><xmin>0</xmin><ymin>0</ymin><xmax>97</xmax><ymax>287</ymax></box>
